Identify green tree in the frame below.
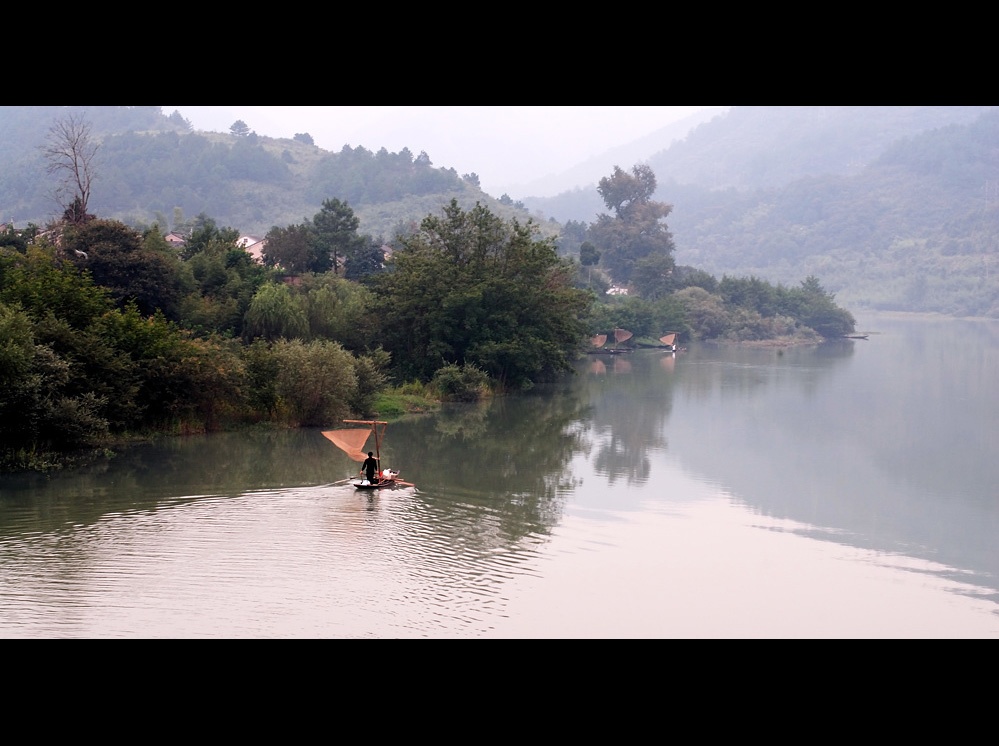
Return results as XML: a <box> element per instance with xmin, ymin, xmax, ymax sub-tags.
<box><xmin>0</xmin><ymin>301</ymin><xmax>35</xmax><ymax>387</ymax></box>
<box><xmin>90</xmin><ymin>303</ymin><xmax>185</xmax><ymax>429</ymax></box>
<box><xmin>93</xmin><ymin>303</ymin><xmax>248</xmax><ymax>432</ymax></box>
<box><xmin>719</xmin><ymin>275</ymin><xmax>779</xmax><ymax>316</ymax></box>
<box><xmin>180</xmin><ymin>235</ymin><xmax>269</xmax><ymax>338</ymax></box>
<box><xmin>579</xmin><ymin>241</ymin><xmax>600</xmax><ymax>268</ymax></box>
<box><xmin>598</xmin><ymin>163</ymin><xmax>657</xmax><ymax>214</ymax></box>
<box><xmin>673</xmin><ymin>286</ymin><xmax>730</xmax><ymax>340</ymax></box>
<box><xmin>0</xmin><ymin>244</ymin><xmax>113</xmax><ymax>329</ymax></box>
<box><xmin>430</xmin><ymin>362</ymin><xmax>491</xmax><ymax>402</ymax></box>
<box><xmin>272</xmin><ymin>338</ymin><xmax>359</xmax><ymax>426</ymax></box>
<box><xmin>579</xmin><ymin>240</ymin><xmax>601</xmax><ymax>288</ymax></box>
<box><xmin>0</xmin><ymin>301</ymin><xmax>110</xmax><ymax>463</ymax></box>
<box><xmin>674</xmin><ymin>266</ymin><xmax>718</xmax><ymax>293</ymax></box>
<box><xmin>33</xmin><ymin>310</ymin><xmax>142</xmax><ymax>433</ymax></box>
<box><xmin>242</xmin><ymin>339</ymin><xmax>280</xmax><ymax>418</ymax></box>
<box><xmin>173</xmin><ymin>207</ymin><xmax>190</xmax><ymax>236</ymax></box>
<box><xmin>0</xmin><ymin>245</ymin><xmax>140</xmax><ymax>435</ymax></box>
<box><xmin>781</xmin><ymin>275</ymin><xmax>856</xmax><ymax>337</ymax></box>
<box><xmin>230</xmin><ymin>120</ymin><xmax>250</xmax><ymax>137</ymax></box>
<box><xmin>349</xmin><ymin>348</ymin><xmax>391</xmax><ymax>415</ymax></box>
<box><xmin>631</xmin><ymin>252</ymin><xmax>677</xmax><ymax>301</ymax></box>
<box><xmin>557</xmin><ymin>219</ymin><xmax>590</xmax><ymax>257</ymax></box>
<box><xmin>167</xmin><ymin>335</ymin><xmax>247</xmax><ymax>431</ymax></box>
<box><xmin>589</xmin><ymin>164</ymin><xmax>675</xmax><ymax>286</ymax></box>
<box><xmin>370</xmin><ymin>200</ymin><xmax>592</xmax><ymax>390</ymax></box>
<box><xmin>344</xmin><ymin>237</ymin><xmax>385</xmax><ymax>281</ymax></box>
<box><xmin>181</xmin><ymin>214</ymin><xmax>240</xmax><ymax>260</ymax></box>
<box><xmin>312</xmin><ymin>197</ymin><xmax>366</xmax><ymax>275</ymax></box>
<box><xmin>300</xmin><ymin>273</ymin><xmax>376</xmax><ymax>349</ymax></box>
<box><xmin>243</xmin><ymin>282</ymin><xmax>309</xmax><ymax>341</ymax></box>
<box><xmin>262</xmin><ymin>223</ymin><xmax>315</xmax><ymax>273</ymax></box>
<box><xmin>168</xmin><ymin>110</ymin><xmax>192</xmax><ymax>131</ymax></box>
<box><xmin>61</xmin><ymin>218</ymin><xmax>186</xmax><ymax>320</ymax></box>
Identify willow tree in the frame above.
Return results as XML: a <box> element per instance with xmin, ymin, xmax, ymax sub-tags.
<box><xmin>370</xmin><ymin>199</ymin><xmax>592</xmax><ymax>390</ymax></box>
<box><xmin>243</xmin><ymin>282</ymin><xmax>309</xmax><ymax>342</ymax></box>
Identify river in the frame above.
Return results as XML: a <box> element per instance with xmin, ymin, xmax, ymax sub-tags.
<box><xmin>1</xmin><ymin>312</ymin><xmax>997</xmax><ymax>638</ymax></box>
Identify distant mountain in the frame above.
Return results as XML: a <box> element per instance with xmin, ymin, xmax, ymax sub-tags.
<box><xmin>648</xmin><ymin>105</ymin><xmax>994</xmax><ymax>189</ymax></box>
<box><xmin>501</xmin><ymin>107</ymin><xmax>729</xmax><ymax>198</ymax></box>
<box><xmin>663</xmin><ymin>106</ymin><xmax>999</xmax><ymax>317</ymax></box>
<box><xmin>519</xmin><ymin>105</ymin><xmax>999</xmax><ymax>318</ymax></box>
<box><xmin>4</xmin><ymin>105</ymin><xmax>998</xmax><ymax>318</ymax></box>
<box><xmin>524</xmin><ymin>105</ymin><xmax>996</xmax><ymax>226</ymax></box>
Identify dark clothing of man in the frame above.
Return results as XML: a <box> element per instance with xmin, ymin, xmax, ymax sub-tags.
<box><xmin>361</xmin><ymin>454</ymin><xmax>379</xmax><ymax>483</ymax></box>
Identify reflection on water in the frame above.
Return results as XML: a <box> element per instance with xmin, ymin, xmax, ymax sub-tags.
<box><xmin>1</xmin><ymin>313</ymin><xmax>998</xmax><ymax>638</ymax></box>
<box><xmin>662</xmin><ymin>316</ymin><xmax>999</xmax><ymax>604</ymax></box>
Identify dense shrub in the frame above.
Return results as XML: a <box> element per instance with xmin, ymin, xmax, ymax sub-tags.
<box><xmin>430</xmin><ymin>363</ymin><xmax>491</xmax><ymax>402</ymax></box>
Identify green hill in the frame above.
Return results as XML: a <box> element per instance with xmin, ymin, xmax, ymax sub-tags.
<box><xmin>0</xmin><ymin>106</ymin><xmax>552</xmax><ymax>241</ymax></box>
<box><xmin>4</xmin><ymin>105</ymin><xmax>998</xmax><ymax>317</ymax></box>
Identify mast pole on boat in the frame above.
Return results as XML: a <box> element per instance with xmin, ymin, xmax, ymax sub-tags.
<box><xmin>343</xmin><ymin>420</ymin><xmax>387</xmax><ymax>474</ymax></box>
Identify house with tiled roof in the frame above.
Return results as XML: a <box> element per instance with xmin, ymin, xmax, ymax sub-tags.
<box><xmin>164</xmin><ymin>231</ymin><xmax>187</xmax><ymax>248</ymax></box>
<box><xmin>238</xmin><ymin>235</ymin><xmax>267</xmax><ymax>264</ymax></box>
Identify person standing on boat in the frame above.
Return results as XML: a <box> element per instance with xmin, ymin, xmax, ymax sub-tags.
<box><xmin>361</xmin><ymin>452</ymin><xmax>379</xmax><ymax>484</ymax></box>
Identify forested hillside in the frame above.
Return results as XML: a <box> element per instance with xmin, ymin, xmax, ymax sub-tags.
<box><xmin>0</xmin><ymin>106</ymin><xmax>543</xmax><ymax>240</ymax></box>
<box><xmin>3</xmin><ymin>105</ymin><xmax>997</xmax><ymax>318</ymax></box>
<box><xmin>525</xmin><ymin>106</ymin><xmax>999</xmax><ymax>318</ymax></box>
<box><xmin>667</xmin><ymin>110</ymin><xmax>999</xmax><ymax>317</ymax></box>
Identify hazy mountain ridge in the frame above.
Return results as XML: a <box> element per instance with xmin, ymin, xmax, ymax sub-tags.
<box><xmin>502</xmin><ymin>107</ymin><xmax>729</xmax><ymax>198</ymax></box>
<box><xmin>523</xmin><ymin>105</ymin><xmax>999</xmax><ymax>317</ymax></box>
<box><xmin>524</xmin><ymin>105</ymin><xmax>996</xmax><ymax>224</ymax></box>
<box><xmin>2</xmin><ymin>106</ymin><xmax>997</xmax><ymax>317</ymax></box>
<box><xmin>649</xmin><ymin>105</ymin><xmax>995</xmax><ymax>189</ymax></box>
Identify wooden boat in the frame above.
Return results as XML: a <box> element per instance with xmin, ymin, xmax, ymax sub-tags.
<box><xmin>353</xmin><ymin>468</ymin><xmax>401</xmax><ymax>490</ymax></box>
<box><xmin>321</xmin><ymin>419</ymin><xmax>414</xmax><ymax>490</ymax></box>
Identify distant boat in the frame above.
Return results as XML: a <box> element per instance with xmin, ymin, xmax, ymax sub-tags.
<box><xmin>588</xmin><ymin>329</ymin><xmax>634</xmax><ymax>354</ymax></box>
<box><xmin>636</xmin><ymin>332</ymin><xmax>679</xmax><ymax>351</ymax></box>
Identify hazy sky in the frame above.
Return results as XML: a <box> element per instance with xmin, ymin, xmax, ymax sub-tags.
<box><xmin>159</xmin><ymin>106</ymin><xmax>721</xmax><ymax>196</ymax></box>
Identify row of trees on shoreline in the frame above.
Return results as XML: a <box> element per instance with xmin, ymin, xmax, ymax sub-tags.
<box><xmin>1</xmin><ymin>116</ymin><xmax>855</xmax><ymax>472</ymax></box>
<box><xmin>0</xmin><ymin>198</ymin><xmax>854</xmax><ymax>474</ymax></box>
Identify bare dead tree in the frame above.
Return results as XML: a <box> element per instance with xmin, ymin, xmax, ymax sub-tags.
<box><xmin>42</xmin><ymin>111</ymin><xmax>99</xmax><ymax>224</ymax></box>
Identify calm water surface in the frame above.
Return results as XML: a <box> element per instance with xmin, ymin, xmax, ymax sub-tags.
<box><xmin>1</xmin><ymin>312</ymin><xmax>997</xmax><ymax>638</ymax></box>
